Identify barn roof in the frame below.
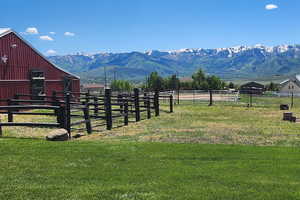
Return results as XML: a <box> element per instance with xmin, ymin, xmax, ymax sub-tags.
<box><xmin>240</xmin><ymin>81</ymin><xmax>264</xmax><ymax>89</ymax></box>
<box><xmin>0</xmin><ymin>28</ymin><xmax>11</xmax><ymax>36</ymax></box>
<box><xmin>280</xmin><ymin>75</ymin><xmax>300</xmax><ymax>88</ymax></box>
<box><xmin>0</xmin><ymin>28</ymin><xmax>80</xmax><ymax>79</ymax></box>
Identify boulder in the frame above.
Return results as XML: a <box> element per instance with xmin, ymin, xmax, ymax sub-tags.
<box><xmin>46</xmin><ymin>129</ymin><xmax>69</xmax><ymax>141</ymax></box>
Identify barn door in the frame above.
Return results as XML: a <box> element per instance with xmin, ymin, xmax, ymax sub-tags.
<box><xmin>30</xmin><ymin>70</ymin><xmax>45</xmax><ymax>100</ymax></box>
<box><xmin>64</xmin><ymin>76</ymin><xmax>73</xmax><ymax>93</ymax></box>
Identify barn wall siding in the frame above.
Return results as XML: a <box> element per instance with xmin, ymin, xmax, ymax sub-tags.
<box><xmin>0</xmin><ymin>32</ymin><xmax>80</xmax><ymax>101</ymax></box>
<box><xmin>0</xmin><ymin>32</ymin><xmax>75</xmax><ymax>80</ymax></box>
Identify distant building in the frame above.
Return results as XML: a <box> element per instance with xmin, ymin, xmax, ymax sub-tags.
<box><xmin>279</xmin><ymin>75</ymin><xmax>300</xmax><ymax>95</ymax></box>
<box><xmin>81</xmin><ymin>83</ymin><xmax>105</xmax><ymax>93</ymax></box>
<box><xmin>180</xmin><ymin>77</ymin><xmax>193</xmax><ymax>82</ymax></box>
<box><xmin>240</xmin><ymin>82</ymin><xmax>265</xmax><ymax>94</ymax></box>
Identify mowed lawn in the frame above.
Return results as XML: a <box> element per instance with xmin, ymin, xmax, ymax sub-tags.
<box><xmin>1</xmin><ymin>139</ymin><xmax>300</xmax><ymax>200</ymax></box>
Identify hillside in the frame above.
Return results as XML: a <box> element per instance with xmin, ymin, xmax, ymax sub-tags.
<box><xmin>48</xmin><ymin>44</ymin><xmax>300</xmax><ymax>83</ymax></box>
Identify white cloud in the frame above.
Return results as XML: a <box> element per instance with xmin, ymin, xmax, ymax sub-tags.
<box><xmin>25</xmin><ymin>27</ymin><xmax>39</xmax><ymax>34</ymax></box>
<box><xmin>39</xmin><ymin>35</ymin><xmax>54</xmax><ymax>41</ymax></box>
<box><xmin>46</xmin><ymin>49</ymin><xmax>57</xmax><ymax>55</ymax></box>
<box><xmin>265</xmin><ymin>4</ymin><xmax>278</xmax><ymax>10</ymax></box>
<box><xmin>49</xmin><ymin>32</ymin><xmax>56</xmax><ymax>35</ymax></box>
<box><xmin>64</xmin><ymin>32</ymin><xmax>75</xmax><ymax>36</ymax></box>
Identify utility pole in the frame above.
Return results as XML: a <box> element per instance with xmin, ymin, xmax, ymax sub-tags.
<box><xmin>289</xmin><ymin>83</ymin><xmax>294</xmax><ymax>108</ymax></box>
<box><xmin>113</xmin><ymin>68</ymin><xmax>117</xmax><ymax>82</ymax></box>
<box><xmin>176</xmin><ymin>71</ymin><xmax>180</xmax><ymax>104</ymax></box>
<box><xmin>104</xmin><ymin>66</ymin><xmax>107</xmax><ymax>89</ymax></box>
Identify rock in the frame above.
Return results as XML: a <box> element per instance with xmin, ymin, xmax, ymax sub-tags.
<box><xmin>46</xmin><ymin>129</ymin><xmax>69</xmax><ymax>141</ymax></box>
<box><xmin>72</xmin><ymin>133</ymin><xmax>85</xmax><ymax>139</ymax></box>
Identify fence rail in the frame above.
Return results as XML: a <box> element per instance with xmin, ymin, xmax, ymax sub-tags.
<box><xmin>0</xmin><ymin>89</ymin><xmax>174</xmax><ymax>138</ymax></box>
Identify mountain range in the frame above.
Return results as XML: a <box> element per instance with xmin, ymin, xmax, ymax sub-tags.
<box><xmin>48</xmin><ymin>44</ymin><xmax>300</xmax><ymax>83</ymax></box>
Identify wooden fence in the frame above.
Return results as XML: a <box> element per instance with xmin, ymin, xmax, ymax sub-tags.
<box><xmin>0</xmin><ymin>89</ymin><xmax>174</xmax><ymax>138</ymax></box>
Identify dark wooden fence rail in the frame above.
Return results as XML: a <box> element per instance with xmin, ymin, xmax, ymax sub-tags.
<box><xmin>0</xmin><ymin>105</ymin><xmax>65</xmax><ymax>136</ymax></box>
<box><xmin>0</xmin><ymin>88</ymin><xmax>173</xmax><ymax>138</ymax></box>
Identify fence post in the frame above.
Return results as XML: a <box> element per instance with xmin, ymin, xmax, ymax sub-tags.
<box><xmin>154</xmin><ymin>90</ymin><xmax>160</xmax><ymax>116</ymax></box>
<box><xmin>0</xmin><ymin>117</ymin><xmax>2</xmax><ymax>136</ymax></box>
<box><xmin>83</xmin><ymin>106</ymin><xmax>92</xmax><ymax>134</ymax></box>
<box><xmin>250</xmin><ymin>91</ymin><xmax>253</xmax><ymax>107</ymax></box>
<box><xmin>193</xmin><ymin>90</ymin><xmax>195</xmax><ymax>104</ymax></box>
<box><xmin>147</xmin><ymin>96</ymin><xmax>151</xmax><ymax>119</ymax></box>
<box><xmin>177</xmin><ymin>87</ymin><xmax>180</xmax><ymax>105</ymax></box>
<box><xmin>94</xmin><ymin>96</ymin><xmax>98</xmax><ymax>116</ymax></box>
<box><xmin>208</xmin><ymin>90</ymin><xmax>213</xmax><ymax>106</ymax></box>
<box><xmin>52</xmin><ymin>91</ymin><xmax>60</xmax><ymax>121</ymax></box>
<box><xmin>134</xmin><ymin>88</ymin><xmax>140</xmax><ymax>122</ymax></box>
<box><xmin>14</xmin><ymin>94</ymin><xmax>19</xmax><ymax>105</ymax></box>
<box><xmin>85</xmin><ymin>90</ymin><xmax>90</xmax><ymax>105</ymax></box>
<box><xmin>144</xmin><ymin>92</ymin><xmax>147</xmax><ymax>107</ymax></box>
<box><xmin>52</xmin><ymin>91</ymin><xmax>57</xmax><ymax>102</ymax></box>
<box><xmin>170</xmin><ymin>95</ymin><xmax>173</xmax><ymax>113</ymax></box>
<box><xmin>7</xmin><ymin>99</ymin><xmax>13</xmax><ymax>122</ymax></box>
<box><xmin>291</xmin><ymin>92</ymin><xmax>294</xmax><ymax>108</ymax></box>
<box><xmin>124</xmin><ymin>98</ymin><xmax>129</xmax><ymax>126</ymax></box>
<box><xmin>118</xmin><ymin>94</ymin><xmax>123</xmax><ymax>114</ymax></box>
<box><xmin>57</xmin><ymin>105</ymin><xmax>65</xmax><ymax>128</ymax></box>
<box><xmin>105</xmin><ymin>89</ymin><xmax>112</xmax><ymax>130</ymax></box>
<box><xmin>65</xmin><ymin>93</ymin><xmax>71</xmax><ymax>138</ymax></box>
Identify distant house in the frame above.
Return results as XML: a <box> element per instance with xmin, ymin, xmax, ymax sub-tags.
<box><xmin>81</xmin><ymin>84</ymin><xmax>105</xmax><ymax>93</ymax></box>
<box><xmin>279</xmin><ymin>75</ymin><xmax>300</xmax><ymax>95</ymax></box>
<box><xmin>240</xmin><ymin>82</ymin><xmax>265</xmax><ymax>94</ymax></box>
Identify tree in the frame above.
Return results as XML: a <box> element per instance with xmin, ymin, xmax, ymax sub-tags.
<box><xmin>228</xmin><ymin>82</ymin><xmax>235</xmax><ymax>89</ymax></box>
<box><xmin>191</xmin><ymin>69</ymin><xmax>226</xmax><ymax>90</ymax></box>
<box><xmin>206</xmin><ymin>75</ymin><xmax>224</xmax><ymax>90</ymax></box>
<box><xmin>111</xmin><ymin>80</ymin><xmax>133</xmax><ymax>92</ymax></box>
<box><xmin>266</xmin><ymin>82</ymin><xmax>279</xmax><ymax>91</ymax></box>
<box><xmin>192</xmin><ymin>69</ymin><xmax>206</xmax><ymax>89</ymax></box>
<box><xmin>146</xmin><ymin>72</ymin><xmax>164</xmax><ymax>91</ymax></box>
<box><xmin>180</xmin><ymin>81</ymin><xmax>193</xmax><ymax>90</ymax></box>
<box><xmin>166</xmin><ymin>75</ymin><xmax>180</xmax><ymax>90</ymax></box>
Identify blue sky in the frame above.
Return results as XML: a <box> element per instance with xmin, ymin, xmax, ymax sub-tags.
<box><xmin>1</xmin><ymin>0</ymin><xmax>299</xmax><ymax>55</ymax></box>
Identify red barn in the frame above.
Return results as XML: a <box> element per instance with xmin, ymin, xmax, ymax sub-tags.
<box><xmin>0</xmin><ymin>28</ymin><xmax>80</xmax><ymax>103</ymax></box>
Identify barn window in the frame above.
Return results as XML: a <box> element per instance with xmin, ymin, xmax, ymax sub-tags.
<box><xmin>30</xmin><ymin>70</ymin><xmax>45</xmax><ymax>100</ymax></box>
<box><xmin>64</xmin><ymin>76</ymin><xmax>73</xmax><ymax>93</ymax></box>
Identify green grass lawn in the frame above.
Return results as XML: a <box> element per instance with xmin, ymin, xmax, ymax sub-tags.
<box><xmin>1</xmin><ymin>97</ymin><xmax>300</xmax><ymax>199</ymax></box>
<box><xmin>1</xmin><ymin>139</ymin><xmax>300</xmax><ymax>200</ymax></box>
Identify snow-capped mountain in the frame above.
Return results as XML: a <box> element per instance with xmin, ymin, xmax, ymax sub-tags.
<box><xmin>48</xmin><ymin>44</ymin><xmax>300</xmax><ymax>82</ymax></box>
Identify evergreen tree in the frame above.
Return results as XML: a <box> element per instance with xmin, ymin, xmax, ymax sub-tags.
<box><xmin>146</xmin><ymin>72</ymin><xmax>164</xmax><ymax>91</ymax></box>
<box><xmin>167</xmin><ymin>75</ymin><xmax>180</xmax><ymax>90</ymax></box>
<box><xmin>228</xmin><ymin>82</ymin><xmax>235</xmax><ymax>89</ymax></box>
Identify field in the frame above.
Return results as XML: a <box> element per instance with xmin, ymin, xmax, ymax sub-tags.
<box><xmin>83</xmin><ymin>95</ymin><xmax>300</xmax><ymax>146</ymax></box>
<box><xmin>1</xmin><ymin>96</ymin><xmax>300</xmax><ymax>199</ymax></box>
